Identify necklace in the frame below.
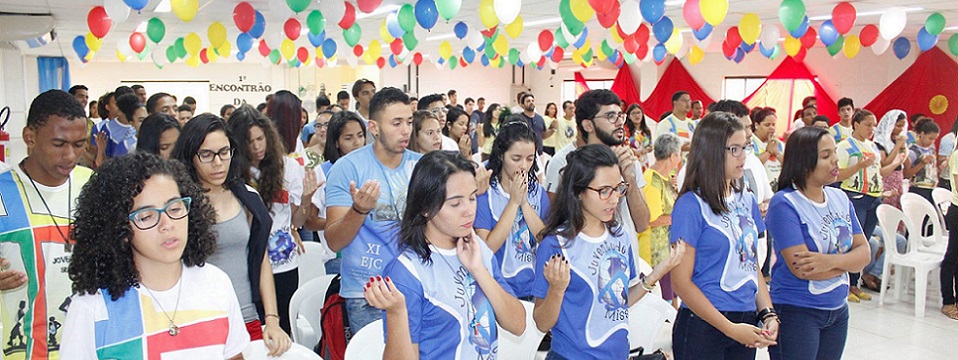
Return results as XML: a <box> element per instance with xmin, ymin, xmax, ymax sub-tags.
<box><xmin>18</xmin><ymin>162</ymin><xmax>71</xmax><ymax>243</ymax></box>
<box><xmin>142</xmin><ymin>277</ymin><xmax>183</xmax><ymax>336</ymax></box>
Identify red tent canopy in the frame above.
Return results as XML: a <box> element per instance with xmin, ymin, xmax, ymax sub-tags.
<box><xmin>640</xmin><ymin>59</ymin><xmax>715</xmax><ymax>120</ymax></box>
<box><xmin>743</xmin><ymin>56</ymin><xmax>839</xmax><ymax>134</ymax></box>
<box><xmin>609</xmin><ymin>64</ymin><xmax>642</xmax><ymax>108</ymax></box>
<box><xmin>865</xmin><ymin>47</ymin><xmax>958</xmax><ymax>140</ymax></box>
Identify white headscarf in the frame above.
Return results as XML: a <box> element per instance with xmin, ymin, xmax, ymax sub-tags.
<box><xmin>875</xmin><ymin>109</ymin><xmax>906</xmax><ymax>152</ymax></box>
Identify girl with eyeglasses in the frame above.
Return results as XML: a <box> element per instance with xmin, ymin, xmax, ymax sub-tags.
<box><xmin>670</xmin><ymin>112</ymin><xmax>777</xmax><ymax>360</ymax></box>
<box><xmin>532</xmin><ymin>144</ymin><xmax>685</xmax><ymax>359</ymax></box>
<box><xmin>62</xmin><ymin>153</ymin><xmax>249</xmax><ymax>358</ymax></box>
<box><xmin>170</xmin><ymin>114</ymin><xmax>292</xmax><ymax>356</ymax></box>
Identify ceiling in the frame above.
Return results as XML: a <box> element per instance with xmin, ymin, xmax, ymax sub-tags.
<box><xmin>2</xmin><ymin>0</ymin><xmax>958</xmax><ymax>62</ymax></box>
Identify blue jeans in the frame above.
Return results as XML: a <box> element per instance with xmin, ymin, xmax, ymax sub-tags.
<box><xmin>863</xmin><ymin>226</ymin><xmax>908</xmax><ymax>278</ymax></box>
<box><xmin>844</xmin><ymin>191</ymin><xmax>881</xmax><ymax>288</ymax></box>
<box><xmin>324</xmin><ymin>257</ymin><xmax>342</xmax><ymax>275</ymax></box>
<box><xmin>768</xmin><ymin>304</ymin><xmax>849</xmax><ymax>360</ymax></box>
<box><xmin>672</xmin><ymin>308</ymin><xmax>757</xmax><ymax>360</ymax></box>
<box><xmin>344</xmin><ymin>297</ymin><xmax>382</xmax><ymax>333</ymax></box>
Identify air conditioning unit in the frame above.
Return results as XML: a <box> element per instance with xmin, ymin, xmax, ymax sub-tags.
<box><xmin>0</xmin><ymin>14</ymin><xmax>56</xmax><ymax>50</ymax></box>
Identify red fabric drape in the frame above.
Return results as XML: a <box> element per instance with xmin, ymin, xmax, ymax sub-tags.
<box><xmin>574</xmin><ymin>72</ymin><xmax>591</xmax><ymax>97</ymax></box>
<box><xmin>865</xmin><ymin>47</ymin><xmax>958</xmax><ymax>140</ymax></box>
<box><xmin>743</xmin><ymin>56</ymin><xmax>839</xmax><ymax>124</ymax></box>
<box><xmin>640</xmin><ymin>59</ymin><xmax>715</xmax><ymax>120</ymax></box>
<box><xmin>609</xmin><ymin>64</ymin><xmax>642</xmax><ymax>108</ymax></box>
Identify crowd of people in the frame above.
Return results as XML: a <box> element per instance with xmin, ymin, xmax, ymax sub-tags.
<box><xmin>0</xmin><ymin>78</ymin><xmax>956</xmax><ymax>360</ymax></box>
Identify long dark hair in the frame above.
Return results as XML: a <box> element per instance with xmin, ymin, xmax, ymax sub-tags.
<box><xmin>266</xmin><ymin>90</ymin><xmax>302</xmax><ymax>154</ymax></box>
<box><xmin>444</xmin><ymin>106</ymin><xmax>468</xmax><ymax>138</ymax></box>
<box><xmin>170</xmin><ymin>113</ymin><xmax>242</xmax><ymax>189</ymax></box>
<box><xmin>680</xmin><ymin>111</ymin><xmax>745</xmax><ymax>214</ymax></box>
<box><xmin>540</xmin><ymin>144</ymin><xmax>621</xmax><ymax>242</ymax></box>
<box><xmin>116</xmin><ymin>93</ymin><xmax>143</xmax><ymax>123</ymax></box>
<box><xmin>136</xmin><ymin>113</ymin><xmax>181</xmax><ymax>155</ymax></box>
<box><xmin>625</xmin><ymin>103</ymin><xmax>651</xmax><ymax>140</ymax></box>
<box><xmin>544</xmin><ymin>102</ymin><xmax>558</xmax><ymax>118</ymax></box>
<box><xmin>487</xmin><ymin>121</ymin><xmax>539</xmax><ymax>193</ymax></box>
<box><xmin>324</xmin><ymin>111</ymin><xmax>366</xmax><ymax>164</ymax></box>
<box><xmin>483</xmin><ymin>103</ymin><xmax>501</xmax><ymax>138</ymax></box>
<box><xmin>400</xmin><ymin>151</ymin><xmax>476</xmax><ymax>264</ymax></box>
<box><xmin>228</xmin><ymin>105</ymin><xmax>287</xmax><ymax>206</ymax></box>
<box><xmin>749</xmin><ymin>107</ymin><xmax>777</xmax><ymax>132</ymax></box>
<box><xmin>778</xmin><ymin>126</ymin><xmax>830</xmax><ymax>191</ymax></box>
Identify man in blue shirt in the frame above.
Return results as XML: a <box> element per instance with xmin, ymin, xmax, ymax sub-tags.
<box><xmin>324</xmin><ymin>87</ymin><xmax>421</xmax><ymax>332</ymax></box>
<box><xmin>519</xmin><ymin>93</ymin><xmax>553</xmax><ymax>155</ymax></box>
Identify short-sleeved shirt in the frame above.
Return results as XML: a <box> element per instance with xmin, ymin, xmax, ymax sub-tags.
<box><xmin>383</xmin><ymin>242</ymin><xmax>512</xmax><ymax>359</ymax></box>
<box><xmin>767</xmin><ymin>187</ymin><xmax>863</xmax><ymax>310</ymax></box>
<box><xmin>676</xmin><ymin>153</ymin><xmax>774</xmax><ymax>205</ymax></box>
<box><xmin>642</xmin><ymin>169</ymin><xmax>676</xmax><ymax>267</ymax></box>
<box><xmin>60</xmin><ymin>264</ymin><xmax>249</xmax><ymax>359</ymax></box>
<box><xmin>670</xmin><ymin>191</ymin><xmax>766</xmax><ymax>312</ymax></box>
<box><xmin>837</xmin><ymin>137</ymin><xmax>884</xmax><ymax>197</ymax></box>
<box><xmin>91</xmin><ymin>118</ymin><xmax>137</xmax><ymax>158</ymax></box>
<box><xmin>830</xmin><ymin>123</ymin><xmax>853</xmax><ymax>143</ymax></box>
<box><xmin>752</xmin><ymin>134</ymin><xmax>784</xmax><ymax>190</ymax></box>
<box><xmin>325</xmin><ymin>145</ymin><xmax>422</xmax><ymax>298</ymax></box>
<box><xmin>656</xmin><ymin>114</ymin><xmax>694</xmax><ymax>160</ymax></box>
<box><xmin>908</xmin><ymin>144</ymin><xmax>938</xmax><ymax>189</ymax></box>
<box><xmin>552</xmin><ymin>117</ymin><xmax>578</xmax><ymax>151</ymax></box>
<box><xmin>532</xmin><ymin>230</ymin><xmax>639</xmax><ymax>359</ymax></box>
<box><xmin>474</xmin><ymin>183</ymin><xmax>551</xmax><ymax>297</ymax></box>
<box><xmin>520</xmin><ymin>112</ymin><xmax>547</xmax><ymax>154</ymax></box>
<box><xmin>250</xmin><ymin>156</ymin><xmax>304</xmax><ymax>274</ymax></box>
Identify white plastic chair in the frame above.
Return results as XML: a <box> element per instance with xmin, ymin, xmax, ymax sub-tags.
<box><xmin>629</xmin><ymin>293</ymin><xmax>677</xmax><ymax>354</ymax></box>
<box><xmin>298</xmin><ymin>242</ymin><xmax>328</xmax><ymax>286</ymax></box>
<box><xmin>900</xmin><ymin>193</ymin><xmax>948</xmax><ymax>255</ymax></box>
<box><xmin>497</xmin><ymin>300</ymin><xmax>545</xmax><ymax>360</ymax></box>
<box><xmin>344</xmin><ymin>319</ymin><xmax>385</xmax><ymax>360</ymax></box>
<box><xmin>876</xmin><ymin>205</ymin><xmax>942</xmax><ymax>317</ymax></box>
<box><xmin>932</xmin><ymin>187</ymin><xmax>952</xmax><ymax>216</ymax></box>
<box><xmin>289</xmin><ymin>275</ymin><xmax>336</xmax><ymax>346</ymax></box>
<box><xmin>243</xmin><ymin>340</ymin><xmax>321</xmax><ymax>360</ymax></box>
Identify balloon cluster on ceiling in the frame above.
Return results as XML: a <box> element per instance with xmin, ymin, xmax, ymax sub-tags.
<box><xmin>72</xmin><ymin>0</ymin><xmax>958</xmax><ymax>70</ymax></box>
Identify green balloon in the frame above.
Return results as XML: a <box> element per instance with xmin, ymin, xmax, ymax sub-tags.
<box><xmin>583</xmin><ymin>48</ymin><xmax>594</xmax><ymax>62</ymax></box>
<box><xmin>926</xmin><ymin>13</ymin><xmax>946</xmax><ymax>36</ymax></box>
<box><xmin>343</xmin><ymin>23</ymin><xmax>362</xmax><ymax>47</ymax></box>
<box><xmin>949</xmin><ymin>34</ymin><xmax>958</xmax><ymax>56</ymax></box>
<box><xmin>449</xmin><ymin>56</ymin><xmax>458</xmax><ymax>69</ymax></box>
<box><xmin>398</xmin><ymin>4</ymin><xmax>416</xmax><ymax>33</ymax></box>
<box><xmin>147</xmin><ymin>17</ymin><xmax>165</xmax><ymax>44</ymax></box>
<box><xmin>508</xmin><ymin>48</ymin><xmax>520</xmax><ymax>65</ymax></box>
<box><xmin>402</xmin><ymin>32</ymin><xmax>418</xmax><ymax>50</ymax></box>
<box><xmin>307</xmin><ymin>10</ymin><xmax>326</xmax><ymax>35</ymax></box>
<box><xmin>601</xmin><ymin>40</ymin><xmax>614</xmax><ymax>57</ymax></box>
<box><xmin>166</xmin><ymin>46</ymin><xmax>177</xmax><ymax>63</ymax></box>
<box><xmin>484</xmin><ymin>38</ymin><xmax>496</xmax><ymax>59</ymax></box>
<box><xmin>137</xmin><ymin>45</ymin><xmax>150</xmax><ymax>60</ymax></box>
<box><xmin>269</xmin><ymin>49</ymin><xmax>281</xmax><ymax>64</ymax></box>
<box><xmin>778</xmin><ymin>0</ymin><xmax>806</xmax><ymax>33</ymax></box>
<box><xmin>497</xmin><ymin>56</ymin><xmax>506</xmax><ymax>68</ymax></box>
<box><xmin>623</xmin><ymin>52</ymin><xmax>636</xmax><ymax>64</ymax></box>
<box><xmin>436</xmin><ymin>0</ymin><xmax>461</xmax><ymax>22</ymax></box>
<box><xmin>771</xmin><ymin>45</ymin><xmax>782</xmax><ymax>60</ymax></box>
<box><xmin>559</xmin><ymin>0</ymin><xmax>584</xmax><ymax>36</ymax></box>
<box><xmin>555</xmin><ymin>27</ymin><xmax>569</xmax><ymax>48</ymax></box>
<box><xmin>174</xmin><ymin>38</ymin><xmax>187</xmax><ymax>59</ymax></box>
<box><xmin>826</xmin><ymin>35</ymin><xmax>844</xmax><ymax>56</ymax></box>
<box><xmin>286</xmin><ymin>0</ymin><xmax>310</xmax><ymax>13</ymax></box>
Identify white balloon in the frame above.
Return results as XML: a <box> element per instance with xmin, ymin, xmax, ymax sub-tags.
<box><xmin>104</xmin><ymin>0</ymin><xmax>130</xmax><ymax>23</ymax></box>
<box><xmin>116</xmin><ymin>39</ymin><xmax>134</xmax><ymax>57</ymax></box>
<box><xmin>327</xmin><ymin>55</ymin><xmax>338</xmax><ymax>67</ymax></box>
<box><xmin>520</xmin><ymin>50</ymin><xmax>533</xmax><ymax>64</ymax></box>
<box><xmin>618</xmin><ymin>1</ymin><xmax>640</xmax><ymax>35</ymax></box>
<box><xmin>265</xmin><ymin>25</ymin><xmax>284</xmax><ymax>49</ymax></box>
<box><xmin>695</xmin><ymin>32</ymin><xmax>713</xmax><ymax>49</ymax></box>
<box><xmin>151</xmin><ymin>48</ymin><xmax>166</xmax><ymax>67</ymax></box>
<box><xmin>676</xmin><ymin>39</ymin><xmax>690</xmax><ymax>58</ymax></box>
<box><xmin>760</xmin><ymin>25</ymin><xmax>781</xmax><ymax>49</ymax></box>
<box><xmin>526</xmin><ymin>42</ymin><xmax>542</xmax><ymax>59</ymax></box>
<box><xmin>269</xmin><ymin>0</ymin><xmax>293</xmax><ymax>20</ymax></box>
<box><xmin>879</xmin><ymin>7</ymin><xmax>907</xmax><ymax>41</ymax></box>
<box><xmin>559</xmin><ymin>21</ymin><xmax>576</xmax><ymax>45</ymax></box>
<box><xmin>467</xmin><ymin>31</ymin><xmax>484</xmax><ymax>49</ymax></box>
<box><xmin>548</xmin><ymin>60</ymin><xmax>559</xmax><ymax>70</ymax></box>
<box><xmin>494</xmin><ymin>0</ymin><xmax>521</xmax><ymax>25</ymax></box>
<box><xmin>320</xmin><ymin>0</ymin><xmax>347</xmax><ymax>25</ymax></box>
<box><xmin>872</xmin><ymin>35</ymin><xmax>891</xmax><ymax>55</ymax></box>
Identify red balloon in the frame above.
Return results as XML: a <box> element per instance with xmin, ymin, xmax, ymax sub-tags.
<box><xmin>129</xmin><ymin>33</ymin><xmax>146</xmax><ymax>53</ymax></box>
<box><xmin>538</xmin><ymin>30</ymin><xmax>554</xmax><ymax>52</ymax></box>
<box><xmin>285</xmin><ymin>18</ymin><xmax>302</xmax><ymax>40</ymax></box>
<box><xmin>376</xmin><ymin>57</ymin><xmax>386</xmax><ymax>69</ymax></box>
<box><xmin>722</xmin><ymin>40</ymin><xmax>736</xmax><ymax>58</ymax></box>
<box><xmin>259</xmin><ymin>39</ymin><xmax>270</xmax><ymax>57</ymax></box>
<box><xmin>87</xmin><ymin>6</ymin><xmax>112</xmax><ymax>39</ymax></box>
<box><xmin>480</xmin><ymin>28</ymin><xmax>497</xmax><ymax>38</ymax></box>
<box><xmin>793</xmin><ymin>47</ymin><xmax>807</xmax><ymax>62</ymax></box>
<box><xmin>537</xmin><ymin>55</ymin><xmax>547</xmax><ymax>68</ymax></box>
<box><xmin>459</xmin><ymin>57</ymin><xmax>468</xmax><ymax>67</ymax></box>
<box><xmin>615</xmin><ymin>23</ymin><xmax>630</xmax><ymax>38</ymax></box>
<box><xmin>353</xmin><ymin>44</ymin><xmax>364</xmax><ymax>57</ymax></box>
<box><xmin>390</xmin><ymin>39</ymin><xmax>403</xmax><ymax>55</ymax></box>
<box><xmin>200</xmin><ymin>48</ymin><xmax>210</xmax><ymax>64</ymax></box>
<box><xmin>635</xmin><ymin>43</ymin><xmax>648</xmax><ymax>59</ymax></box>
<box><xmin>297</xmin><ymin>47</ymin><xmax>309</xmax><ymax>63</ymax></box>
<box><xmin>357</xmin><ymin>0</ymin><xmax>383</xmax><ymax>14</ymax></box>
<box><xmin>725</xmin><ymin>26</ymin><xmax>742</xmax><ymax>49</ymax></box>
<box><xmin>339</xmin><ymin>2</ymin><xmax>357</xmax><ymax>29</ymax></box>
<box><xmin>634</xmin><ymin>24</ymin><xmax>650</xmax><ymax>44</ymax></box>
<box><xmin>413</xmin><ymin>52</ymin><xmax>423</xmax><ymax>65</ymax></box>
<box><xmin>316</xmin><ymin>57</ymin><xmax>326</xmax><ymax>67</ymax></box>
<box><xmin>860</xmin><ymin>24</ymin><xmax>879</xmax><ymax>47</ymax></box>
<box><xmin>589</xmin><ymin>0</ymin><xmax>616</xmax><ymax>14</ymax></box>
<box><xmin>233</xmin><ymin>2</ymin><xmax>256</xmax><ymax>33</ymax></box>
<box><xmin>831</xmin><ymin>2</ymin><xmax>856</xmax><ymax>35</ymax></box>
<box><xmin>801</xmin><ymin>28</ymin><xmax>817</xmax><ymax>49</ymax></box>
<box><xmin>624</xmin><ymin>34</ymin><xmax>639</xmax><ymax>54</ymax></box>
<box><xmin>551</xmin><ymin>46</ymin><xmax>565</xmax><ymax>63</ymax></box>
<box><xmin>596</xmin><ymin>2</ymin><xmax>621</xmax><ymax>29</ymax></box>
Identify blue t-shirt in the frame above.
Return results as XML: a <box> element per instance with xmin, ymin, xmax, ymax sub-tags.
<box><xmin>669</xmin><ymin>191</ymin><xmax>766</xmax><ymax>312</ymax></box>
<box><xmin>474</xmin><ymin>182</ymin><xmax>550</xmax><ymax>297</ymax></box>
<box><xmin>767</xmin><ymin>187</ymin><xmax>862</xmax><ymax>310</ymax></box>
<box><xmin>383</xmin><ymin>241</ymin><xmax>513</xmax><ymax>359</ymax></box>
<box><xmin>325</xmin><ymin>145</ymin><xmax>422</xmax><ymax>298</ymax></box>
<box><xmin>532</xmin><ymin>230</ymin><xmax>639</xmax><ymax>360</ymax></box>
<box><xmin>90</xmin><ymin>119</ymin><xmax>136</xmax><ymax>158</ymax></box>
<box><xmin>301</xmin><ymin>122</ymin><xmax>316</xmax><ymax>144</ymax></box>
<box><xmin>320</xmin><ymin>160</ymin><xmax>333</xmax><ymax>177</ymax></box>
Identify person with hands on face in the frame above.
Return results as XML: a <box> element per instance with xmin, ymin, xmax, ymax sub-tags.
<box><xmin>475</xmin><ymin>121</ymin><xmax>551</xmax><ymax>299</ymax></box>
<box><xmin>874</xmin><ymin>110</ymin><xmax>909</xmax><ymax>210</ymax></box>
<box><xmin>366</xmin><ymin>151</ymin><xmax>525</xmax><ymax>360</ymax></box>
<box><xmin>765</xmin><ymin>127</ymin><xmax>871</xmax><ymax>360</ymax></box>
<box><xmin>904</xmin><ymin>118</ymin><xmax>941</xmax><ymax>205</ymax></box>
<box><xmin>445</xmin><ymin>107</ymin><xmax>473</xmax><ymax>158</ymax></box>
<box><xmin>750</xmin><ymin>107</ymin><xmax>784</xmax><ymax>189</ymax></box>
<box><xmin>533</xmin><ymin>144</ymin><xmax>684</xmax><ymax>360</ymax></box>
<box><xmin>670</xmin><ymin>112</ymin><xmax>777</xmax><ymax>360</ymax></box>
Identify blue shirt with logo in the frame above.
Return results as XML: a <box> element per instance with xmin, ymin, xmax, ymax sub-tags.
<box><xmin>90</xmin><ymin>119</ymin><xmax>136</xmax><ymax>158</ymax></box>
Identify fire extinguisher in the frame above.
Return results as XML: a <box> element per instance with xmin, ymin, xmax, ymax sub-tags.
<box><xmin>0</xmin><ymin>106</ymin><xmax>10</xmax><ymax>163</ymax></box>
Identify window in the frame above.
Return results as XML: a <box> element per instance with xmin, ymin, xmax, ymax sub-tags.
<box><xmin>723</xmin><ymin>77</ymin><xmax>766</xmax><ymax>101</ymax></box>
<box><xmin>562</xmin><ymin>79</ymin><xmax>615</xmax><ymax>105</ymax></box>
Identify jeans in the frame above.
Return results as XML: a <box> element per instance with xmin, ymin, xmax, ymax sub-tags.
<box><xmin>845</xmin><ymin>191</ymin><xmax>881</xmax><ymax>288</ymax></box>
<box><xmin>672</xmin><ymin>308</ymin><xmax>757</xmax><ymax>360</ymax></box>
<box><xmin>863</xmin><ymin>226</ymin><xmax>908</xmax><ymax>278</ymax></box>
<box><xmin>942</xmin><ymin>205</ymin><xmax>958</xmax><ymax>305</ymax></box>
<box><xmin>344</xmin><ymin>297</ymin><xmax>382</xmax><ymax>333</ymax></box>
<box><xmin>768</xmin><ymin>304</ymin><xmax>849</xmax><ymax>360</ymax></box>
<box><xmin>324</xmin><ymin>257</ymin><xmax>342</xmax><ymax>275</ymax></box>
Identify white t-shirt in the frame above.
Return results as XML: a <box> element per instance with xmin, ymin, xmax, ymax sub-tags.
<box><xmin>251</xmin><ymin>156</ymin><xmax>304</xmax><ymax>274</ymax></box>
<box><xmin>60</xmin><ymin>264</ymin><xmax>249</xmax><ymax>359</ymax></box>
<box><xmin>790</xmin><ymin>119</ymin><xmax>805</xmax><ymax>133</ymax></box>
<box><xmin>441</xmin><ymin>135</ymin><xmax>458</xmax><ymax>151</ymax></box>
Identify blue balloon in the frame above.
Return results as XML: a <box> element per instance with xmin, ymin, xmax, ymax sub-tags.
<box><xmin>308</xmin><ymin>30</ymin><xmax>326</xmax><ymax>48</ymax></box>
<box><xmin>237</xmin><ymin>52</ymin><xmax>246</xmax><ymax>61</ymax></box>
<box><xmin>893</xmin><ymin>37</ymin><xmax>911</xmax><ymax>59</ymax></box>
<box><xmin>516</xmin><ymin>59</ymin><xmax>524</xmax><ymax>68</ymax></box>
<box><xmin>640</xmin><ymin>0</ymin><xmax>666</xmax><ymax>24</ymax></box>
<box><xmin>438</xmin><ymin>57</ymin><xmax>445</xmax><ymax>65</ymax></box>
<box><xmin>389</xmin><ymin>55</ymin><xmax>398</xmax><ymax>67</ymax></box>
<box><xmin>917</xmin><ymin>26</ymin><xmax>939</xmax><ymax>51</ymax></box>
<box><xmin>789</xmin><ymin>16</ymin><xmax>809</xmax><ymax>38</ymax></box>
<box><xmin>653</xmin><ymin>17</ymin><xmax>674</xmax><ymax>43</ymax></box>
<box><xmin>573</xmin><ymin>27</ymin><xmax>589</xmax><ymax>48</ymax></box>
<box><xmin>454</xmin><ymin>22</ymin><xmax>468</xmax><ymax>40</ymax></box>
<box><xmin>693</xmin><ymin>23</ymin><xmax>713</xmax><ymax>41</ymax></box>
<box><xmin>734</xmin><ymin>48</ymin><xmax>745</xmax><ymax>63</ymax></box>
<box><xmin>249</xmin><ymin>11</ymin><xmax>266</xmax><ymax>39</ymax></box>
<box><xmin>481</xmin><ymin>54</ymin><xmax>490</xmax><ymax>66</ymax></box>
<box><xmin>759</xmin><ymin>43</ymin><xmax>775</xmax><ymax>58</ymax></box>
<box><xmin>544</xmin><ymin>47</ymin><xmax>553</xmax><ymax>58</ymax></box>
<box><xmin>322</xmin><ymin>38</ymin><xmax>337</xmax><ymax>58</ymax></box>
<box><xmin>609</xmin><ymin>51</ymin><xmax>619</xmax><ymax>64</ymax></box>
<box><xmin>462</xmin><ymin>47</ymin><xmax>475</xmax><ymax>63</ymax></box>
<box><xmin>387</xmin><ymin>14</ymin><xmax>405</xmax><ymax>39</ymax></box>
<box><xmin>72</xmin><ymin>35</ymin><xmax>89</xmax><ymax>60</ymax></box>
<box><xmin>740</xmin><ymin>41</ymin><xmax>756</xmax><ymax>53</ymax></box>
<box><xmin>819</xmin><ymin>20</ymin><xmax>839</xmax><ymax>46</ymax></box>
<box><xmin>415</xmin><ymin>0</ymin><xmax>439</xmax><ymax>30</ymax></box>
<box><xmin>123</xmin><ymin>0</ymin><xmax>149</xmax><ymax>11</ymax></box>
<box><xmin>237</xmin><ymin>33</ymin><xmax>254</xmax><ymax>53</ymax></box>
<box><xmin>477</xmin><ymin>40</ymin><xmax>485</xmax><ymax>52</ymax></box>
<box><xmin>653</xmin><ymin>43</ymin><xmax>666</xmax><ymax>62</ymax></box>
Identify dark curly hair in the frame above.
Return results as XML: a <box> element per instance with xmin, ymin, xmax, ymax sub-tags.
<box><xmin>229</xmin><ymin>105</ymin><xmax>287</xmax><ymax>206</ymax></box>
<box><xmin>68</xmin><ymin>153</ymin><xmax>218</xmax><ymax>300</ymax></box>
<box><xmin>26</xmin><ymin>90</ymin><xmax>86</xmax><ymax>128</ymax></box>
<box><xmin>487</xmin><ymin>121</ymin><xmax>539</xmax><ymax>194</ymax></box>
<box><xmin>116</xmin><ymin>93</ymin><xmax>144</xmax><ymax>124</ymax></box>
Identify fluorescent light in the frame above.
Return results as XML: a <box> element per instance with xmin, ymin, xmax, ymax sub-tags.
<box><xmin>944</xmin><ymin>26</ymin><xmax>958</xmax><ymax>32</ymax></box>
<box><xmin>135</xmin><ymin>21</ymin><xmax>147</xmax><ymax>33</ymax></box>
<box><xmin>426</xmin><ymin>33</ymin><xmax>457</xmax><ymax>41</ymax></box>
<box><xmin>355</xmin><ymin>4</ymin><xmax>401</xmax><ymax>20</ymax></box>
<box><xmin>665</xmin><ymin>0</ymin><xmax>684</xmax><ymax>6</ymax></box>
<box><xmin>524</xmin><ymin>17</ymin><xmax>562</xmax><ymax>27</ymax></box>
<box><xmin>154</xmin><ymin>0</ymin><xmax>171</xmax><ymax>13</ymax></box>
<box><xmin>808</xmin><ymin>7</ymin><xmax>923</xmax><ymax>21</ymax></box>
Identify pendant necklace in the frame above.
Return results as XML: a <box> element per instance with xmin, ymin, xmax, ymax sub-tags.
<box><xmin>143</xmin><ymin>278</ymin><xmax>183</xmax><ymax>336</ymax></box>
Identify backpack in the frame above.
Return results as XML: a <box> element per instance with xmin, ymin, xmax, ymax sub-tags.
<box><xmin>316</xmin><ymin>275</ymin><xmax>352</xmax><ymax>360</ymax></box>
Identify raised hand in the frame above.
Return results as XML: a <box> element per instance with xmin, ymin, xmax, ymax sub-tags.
<box><xmin>302</xmin><ymin>169</ymin><xmax>320</xmax><ymax>200</ymax></box>
<box><xmin>457</xmin><ymin>231</ymin><xmax>485</xmax><ymax>274</ymax></box>
<box><xmin>543</xmin><ymin>254</ymin><xmax>571</xmax><ymax>293</ymax></box>
<box><xmin>612</xmin><ymin>145</ymin><xmax>637</xmax><ymax>182</ymax></box>
<box><xmin>507</xmin><ymin>170</ymin><xmax>529</xmax><ymax>206</ymax></box>
<box><xmin>365</xmin><ymin>276</ymin><xmax>406</xmax><ymax>313</ymax></box>
<box><xmin>475</xmin><ymin>166</ymin><xmax>492</xmax><ymax>195</ymax></box>
<box><xmin>350</xmin><ymin>180</ymin><xmax>381</xmax><ymax>214</ymax></box>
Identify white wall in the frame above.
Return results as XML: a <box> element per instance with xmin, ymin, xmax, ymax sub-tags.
<box><xmin>380</xmin><ymin>62</ymin><xmax>519</xmax><ymax>108</ymax></box>
<box><xmin>1</xmin><ymin>50</ymin><xmax>39</xmax><ymax>165</ymax></box>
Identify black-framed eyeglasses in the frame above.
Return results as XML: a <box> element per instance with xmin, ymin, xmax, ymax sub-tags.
<box><xmin>128</xmin><ymin>197</ymin><xmax>192</xmax><ymax>230</ymax></box>
<box><xmin>594</xmin><ymin>111</ymin><xmax>626</xmax><ymax>125</ymax></box>
<box><xmin>196</xmin><ymin>147</ymin><xmax>234</xmax><ymax>163</ymax></box>
<box><xmin>588</xmin><ymin>182</ymin><xmax>630</xmax><ymax>200</ymax></box>
<box><xmin>429</xmin><ymin>107</ymin><xmax>448</xmax><ymax>116</ymax></box>
<box><xmin>314</xmin><ymin>122</ymin><xmax>329</xmax><ymax>129</ymax></box>
<box><xmin>726</xmin><ymin>144</ymin><xmax>750</xmax><ymax>158</ymax></box>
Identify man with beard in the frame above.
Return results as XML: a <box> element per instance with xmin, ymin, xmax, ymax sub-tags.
<box><xmin>656</xmin><ymin>91</ymin><xmax>695</xmax><ymax>158</ymax></box>
<box><xmin>519</xmin><ymin>93</ymin><xmax>552</xmax><ymax>155</ymax></box>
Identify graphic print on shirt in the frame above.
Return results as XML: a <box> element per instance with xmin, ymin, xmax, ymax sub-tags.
<box><xmin>452</xmin><ymin>265</ymin><xmax>498</xmax><ymax>358</ymax></box>
<box><xmin>267</xmin><ymin>189</ymin><xmax>297</xmax><ymax>268</ymax></box>
<box><xmin>564</xmin><ymin>235</ymin><xmax>632</xmax><ymax>348</ymax></box>
<box><xmin>809</xmin><ymin>214</ymin><xmax>853</xmax><ymax>294</ymax></box>
<box><xmin>488</xmin><ymin>187</ymin><xmax>541</xmax><ymax>278</ymax></box>
<box><xmin>371</xmin><ymin>166</ymin><xmax>412</xmax><ymax>223</ymax></box>
<box><xmin>697</xmin><ymin>194</ymin><xmax>759</xmax><ymax>292</ymax></box>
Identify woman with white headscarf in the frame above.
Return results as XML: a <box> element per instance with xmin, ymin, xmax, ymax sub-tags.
<box><xmin>874</xmin><ymin>110</ymin><xmax>909</xmax><ymax>210</ymax></box>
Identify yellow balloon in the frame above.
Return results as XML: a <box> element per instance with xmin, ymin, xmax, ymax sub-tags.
<box><xmin>281</xmin><ymin>39</ymin><xmax>295</xmax><ymax>60</ymax></box>
<box><xmin>738</xmin><ymin>13</ymin><xmax>761</xmax><ymax>45</ymax></box>
<box><xmin>572</xmin><ymin>50</ymin><xmax>583</xmax><ymax>64</ymax></box>
<box><xmin>171</xmin><ymin>0</ymin><xmax>199</xmax><ymax>22</ymax></box>
<box><xmin>439</xmin><ymin>41</ymin><xmax>453</xmax><ymax>59</ymax></box>
<box><xmin>184</xmin><ymin>33</ymin><xmax>202</xmax><ymax>55</ymax></box>
<box><xmin>186</xmin><ymin>55</ymin><xmax>200</xmax><ymax>67</ymax></box>
<box><xmin>700</xmin><ymin>0</ymin><xmax>728</xmax><ymax>26</ymax></box>
<box><xmin>689</xmin><ymin>45</ymin><xmax>704</xmax><ymax>65</ymax></box>
<box><xmin>217</xmin><ymin>42</ymin><xmax>232</xmax><ymax>58</ymax></box>
<box><xmin>570</xmin><ymin>0</ymin><xmax>595</xmax><ymax>22</ymax></box>
<box><xmin>505</xmin><ymin>15</ymin><xmax>524</xmax><ymax>39</ymax></box>
<box><xmin>85</xmin><ymin>51</ymin><xmax>95</xmax><ymax>61</ymax></box>
<box><xmin>611</xmin><ymin>27</ymin><xmax>624</xmax><ymax>44</ymax></box>
<box><xmin>493</xmin><ymin>35</ymin><xmax>509</xmax><ymax>55</ymax></box>
<box><xmin>116</xmin><ymin>50</ymin><xmax>127</xmax><ymax>62</ymax></box>
<box><xmin>85</xmin><ymin>32</ymin><xmax>102</xmax><ymax>52</ymax></box>
<box><xmin>208</xmin><ymin>48</ymin><xmax>219</xmax><ymax>63</ymax></box>
<box><xmin>303</xmin><ymin>54</ymin><xmax>312</xmax><ymax>66</ymax></box>
<box><xmin>596</xmin><ymin>48</ymin><xmax>607</xmax><ymax>61</ymax></box>
<box><xmin>784</xmin><ymin>36</ymin><xmax>801</xmax><ymax>56</ymax></box>
<box><xmin>844</xmin><ymin>34</ymin><xmax>861</xmax><ymax>59</ymax></box>
<box><xmin>479</xmin><ymin>0</ymin><xmax>498</xmax><ymax>29</ymax></box>
<box><xmin>665</xmin><ymin>29</ymin><xmax>683</xmax><ymax>54</ymax></box>
<box><xmin>380</xmin><ymin>20</ymin><xmax>395</xmax><ymax>42</ymax></box>
<box><xmin>208</xmin><ymin>22</ymin><xmax>227</xmax><ymax>48</ymax></box>
<box><xmin>363</xmin><ymin>51</ymin><xmax>373</xmax><ymax>64</ymax></box>
<box><xmin>368</xmin><ymin>40</ymin><xmax>383</xmax><ymax>60</ymax></box>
